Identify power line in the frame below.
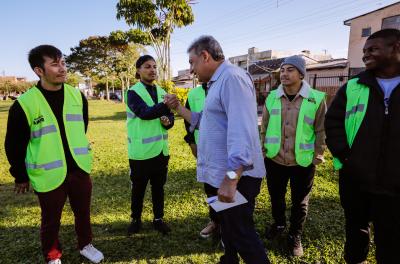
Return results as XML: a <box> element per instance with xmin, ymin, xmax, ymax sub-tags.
<box><xmin>213</xmin><ymin>0</ymin><xmax>376</xmax><ymax>44</ymax></box>
<box><xmin>174</xmin><ymin>0</ymin><xmax>293</xmax><ymax>37</ymax></box>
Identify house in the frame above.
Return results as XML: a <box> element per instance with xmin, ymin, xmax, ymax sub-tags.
<box><xmin>229</xmin><ymin>48</ymin><xmax>332</xmax><ymax>71</ymax></box>
<box><xmin>171</xmin><ymin>69</ymin><xmax>195</xmax><ymax>88</ymax></box>
<box><xmin>344</xmin><ymin>2</ymin><xmax>400</xmax><ymax>75</ymax></box>
<box><xmin>306</xmin><ymin>58</ymin><xmax>349</xmax><ymax>105</ymax></box>
<box><xmin>0</xmin><ymin>76</ymin><xmax>27</xmax><ymax>83</ymax></box>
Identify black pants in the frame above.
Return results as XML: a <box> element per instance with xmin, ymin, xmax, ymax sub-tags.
<box><xmin>210</xmin><ymin>177</ymin><xmax>269</xmax><ymax>264</ymax></box>
<box><xmin>265</xmin><ymin>158</ymin><xmax>315</xmax><ymax>237</ymax></box>
<box><xmin>204</xmin><ymin>183</ymin><xmax>219</xmax><ymax>224</ymax></box>
<box><xmin>339</xmin><ymin>172</ymin><xmax>400</xmax><ymax>264</ymax></box>
<box><xmin>129</xmin><ymin>153</ymin><xmax>169</xmax><ymax>220</ymax></box>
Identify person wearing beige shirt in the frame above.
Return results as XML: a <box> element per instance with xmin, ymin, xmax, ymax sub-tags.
<box><xmin>260</xmin><ymin>55</ymin><xmax>326</xmax><ymax>257</ymax></box>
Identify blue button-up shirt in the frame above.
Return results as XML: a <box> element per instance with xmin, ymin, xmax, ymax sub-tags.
<box><xmin>190</xmin><ymin>61</ymin><xmax>266</xmax><ymax>188</ymax></box>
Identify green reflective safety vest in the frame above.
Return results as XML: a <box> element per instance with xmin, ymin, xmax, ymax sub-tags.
<box><xmin>126</xmin><ymin>82</ymin><xmax>169</xmax><ymax>160</ymax></box>
<box><xmin>332</xmin><ymin>78</ymin><xmax>369</xmax><ymax>170</ymax></box>
<box><xmin>18</xmin><ymin>84</ymin><xmax>92</xmax><ymax>192</ymax></box>
<box><xmin>264</xmin><ymin>88</ymin><xmax>326</xmax><ymax>167</ymax></box>
<box><xmin>187</xmin><ymin>85</ymin><xmax>206</xmax><ymax>144</ymax></box>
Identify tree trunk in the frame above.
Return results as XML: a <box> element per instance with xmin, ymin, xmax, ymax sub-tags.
<box><xmin>167</xmin><ymin>37</ymin><xmax>171</xmax><ymax>80</ymax></box>
<box><xmin>120</xmin><ymin>77</ymin><xmax>125</xmax><ymax>103</ymax></box>
<box><xmin>106</xmin><ymin>76</ymin><xmax>110</xmax><ymax>101</ymax></box>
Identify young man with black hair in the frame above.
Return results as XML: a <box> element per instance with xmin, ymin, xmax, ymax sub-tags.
<box><xmin>325</xmin><ymin>28</ymin><xmax>400</xmax><ymax>264</ymax></box>
<box><xmin>126</xmin><ymin>55</ymin><xmax>174</xmax><ymax>235</ymax></box>
<box><xmin>5</xmin><ymin>45</ymin><xmax>103</xmax><ymax>264</ymax></box>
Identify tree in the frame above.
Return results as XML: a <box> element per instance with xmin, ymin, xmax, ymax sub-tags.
<box><xmin>114</xmin><ymin>43</ymin><xmax>145</xmax><ymax>102</ymax></box>
<box><xmin>66</xmin><ymin>35</ymin><xmax>144</xmax><ymax>102</ymax></box>
<box><xmin>66</xmin><ymin>72</ymin><xmax>84</xmax><ymax>87</ymax></box>
<box><xmin>116</xmin><ymin>0</ymin><xmax>195</xmax><ymax>81</ymax></box>
<box><xmin>67</xmin><ymin>36</ymin><xmax>115</xmax><ymax>100</ymax></box>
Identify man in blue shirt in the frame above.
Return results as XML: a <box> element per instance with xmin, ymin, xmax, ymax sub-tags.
<box><xmin>165</xmin><ymin>36</ymin><xmax>269</xmax><ymax>264</ymax></box>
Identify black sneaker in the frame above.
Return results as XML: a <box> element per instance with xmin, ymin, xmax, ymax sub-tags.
<box><xmin>153</xmin><ymin>219</ymin><xmax>171</xmax><ymax>235</ymax></box>
<box><xmin>127</xmin><ymin>219</ymin><xmax>141</xmax><ymax>235</ymax></box>
<box><xmin>265</xmin><ymin>223</ymin><xmax>286</xmax><ymax>239</ymax></box>
<box><xmin>288</xmin><ymin>234</ymin><xmax>303</xmax><ymax>257</ymax></box>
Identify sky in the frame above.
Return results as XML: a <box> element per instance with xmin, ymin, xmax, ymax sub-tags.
<box><xmin>0</xmin><ymin>0</ymin><xmax>398</xmax><ymax>81</ymax></box>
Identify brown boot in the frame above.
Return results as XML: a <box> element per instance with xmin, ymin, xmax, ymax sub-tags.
<box><xmin>288</xmin><ymin>234</ymin><xmax>303</xmax><ymax>257</ymax></box>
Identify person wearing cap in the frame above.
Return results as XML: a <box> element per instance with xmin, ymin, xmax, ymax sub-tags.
<box><xmin>126</xmin><ymin>55</ymin><xmax>174</xmax><ymax>235</ymax></box>
<box><xmin>260</xmin><ymin>55</ymin><xmax>327</xmax><ymax>256</ymax></box>
<box><xmin>5</xmin><ymin>45</ymin><xmax>103</xmax><ymax>264</ymax></box>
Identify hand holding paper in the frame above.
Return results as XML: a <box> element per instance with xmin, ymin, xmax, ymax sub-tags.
<box><xmin>206</xmin><ymin>191</ymin><xmax>248</xmax><ymax>212</ymax></box>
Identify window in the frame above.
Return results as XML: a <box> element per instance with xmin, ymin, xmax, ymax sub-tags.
<box><xmin>382</xmin><ymin>15</ymin><xmax>400</xmax><ymax>30</ymax></box>
<box><xmin>361</xmin><ymin>27</ymin><xmax>371</xmax><ymax>37</ymax></box>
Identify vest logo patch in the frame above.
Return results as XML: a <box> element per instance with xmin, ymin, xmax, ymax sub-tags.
<box><xmin>33</xmin><ymin>115</ymin><xmax>44</xmax><ymax>125</ymax></box>
<box><xmin>307</xmin><ymin>98</ymin><xmax>316</xmax><ymax>104</ymax></box>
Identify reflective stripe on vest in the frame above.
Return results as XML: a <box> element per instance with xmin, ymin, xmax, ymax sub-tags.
<box><xmin>66</xmin><ymin>114</ymin><xmax>84</xmax><ymax>121</ymax></box>
<box><xmin>18</xmin><ymin>84</ymin><xmax>93</xmax><ymax>192</ymax></box>
<box><xmin>332</xmin><ymin>78</ymin><xmax>369</xmax><ymax>170</ymax></box>
<box><xmin>31</xmin><ymin>125</ymin><xmax>57</xmax><ymax>138</ymax></box>
<box><xmin>264</xmin><ymin>88</ymin><xmax>325</xmax><ymax>167</ymax></box>
<box><xmin>126</xmin><ymin>82</ymin><xmax>169</xmax><ymax>160</ymax></box>
<box><xmin>26</xmin><ymin>160</ymin><xmax>63</xmax><ymax>170</ymax></box>
<box><xmin>187</xmin><ymin>85</ymin><xmax>206</xmax><ymax>144</ymax></box>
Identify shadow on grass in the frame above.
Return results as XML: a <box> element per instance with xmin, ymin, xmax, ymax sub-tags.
<box><xmin>89</xmin><ymin>111</ymin><xmax>127</xmax><ymax>122</ymax></box>
<box><xmin>0</xmin><ymin>104</ymin><xmax>11</xmax><ymax>113</ymax></box>
<box><xmin>0</xmin><ymin>218</ymin><xmax>222</xmax><ymax>263</ymax></box>
<box><xmin>0</xmin><ymin>165</ymin><xmax>348</xmax><ymax>263</ymax></box>
<box><xmin>255</xmin><ymin>190</ymin><xmax>345</xmax><ymax>262</ymax></box>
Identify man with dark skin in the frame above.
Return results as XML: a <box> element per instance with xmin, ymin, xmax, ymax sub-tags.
<box><xmin>325</xmin><ymin>28</ymin><xmax>400</xmax><ymax>264</ymax></box>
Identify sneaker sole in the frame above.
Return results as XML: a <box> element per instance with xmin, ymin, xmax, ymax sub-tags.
<box><xmin>199</xmin><ymin>231</ymin><xmax>213</xmax><ymax>239</ymax></box>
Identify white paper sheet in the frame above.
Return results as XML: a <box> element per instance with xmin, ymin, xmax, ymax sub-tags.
<box><xmin>206</xmin><ymin>191</ymin><xmax>248</xmax><ymax>212</ymax></box>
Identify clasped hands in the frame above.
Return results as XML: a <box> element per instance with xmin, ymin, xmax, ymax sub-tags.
<box><xmin>163</xmin><ymin>94</ymin><xmax>180</xmax><ymax>110</ymax></box>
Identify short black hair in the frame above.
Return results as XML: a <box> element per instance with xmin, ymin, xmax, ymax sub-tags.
<box><xmin>28</xmin><ymin>45</ymin><xmax>62</xmax><ymax>70</ymax></box>
<box><xmin>187</xmin><ymin>35</ymin><xmax>225</xmax><ymax>61</ymax></box>
<box><xmin>135</xmin><ymin>55</ymin><xmax>155</xmax><ymax>69</ymax></box>
<box><xmin>367</xmin><ymin>28</ymin><xmax>400</xmax><ymax>45</ymax></box>
<box><xmin>135</xmin><ymin>55</ymin><xmax>156</xmax><ymax>79</ymax></box>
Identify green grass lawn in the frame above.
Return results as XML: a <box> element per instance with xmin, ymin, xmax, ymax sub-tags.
<box><xmin>0</xmin><ymin>100</ymin><xmax>376</xmax><ymax>264</ymax></box>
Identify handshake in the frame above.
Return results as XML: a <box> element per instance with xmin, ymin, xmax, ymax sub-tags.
<box><xmin>163</xmin><ymin>94</ymin><xmax>180</xmax><ymax>110</ymax></box>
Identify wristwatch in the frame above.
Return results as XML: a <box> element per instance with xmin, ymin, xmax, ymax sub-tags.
<box><xmin>226</xmin><ymin>170</ymin><xmax>239</xmax><ymax>180</ymax></box>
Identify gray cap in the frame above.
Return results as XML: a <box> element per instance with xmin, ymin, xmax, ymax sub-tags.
<box><xmin>281</xmin><ymin>55</ymin><xmax>306</xmax><ymax>76</ymax></box>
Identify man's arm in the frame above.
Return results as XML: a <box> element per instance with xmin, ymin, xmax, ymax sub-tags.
<box><xmin>164</xmin><ymin>94</ymin><xmax>202</xmax><ymax>131</ymax></box>
<box><xmin>127</xmin><ymin>90</ymin><xmax>170</xmax><ymax>120</ymax></box>
<box><xmin>5</xmin><ymin>101</ymin><xmax>31</xmax><ymax>193</ymax></box>
<box><xmin>218</xmin><ymin>72</ymin><xmax>258</xmax><ymax>202</ymax></box>
<box><xmin>183</xmin><ymin>100</ymin><xmax>198</xmax><ymax>157</ymax></box>
<box><xmin>313</xmin><ymin>97</ymin><xmax>327</xmax><ymax>165</ymax></box>
<box><xmin>324</xmin><ymin>84</ymin><xmax>350</xmax><ymax>163</ymax></box>
<box><xmin>183</xmin><ymin>100</ymin><xmax>196</xmax><ymax>144</ymax></box>
<box><xmin>81</xmin><ymin>92</ymin><xmax>88</xmax><ymax>132</ymax></box>
<box><xmin>223</xmin><ymin>73</ymin><xmax>257</xmax><ymax>173</ymax></box>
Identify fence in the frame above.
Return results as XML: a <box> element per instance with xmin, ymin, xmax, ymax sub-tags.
<box><xmin>307</xmin><ymin>74</ymin><xmax>350</xmax><ymax>105</ymax></box>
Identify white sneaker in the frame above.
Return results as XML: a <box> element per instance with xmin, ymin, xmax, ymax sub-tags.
<box><xmin>48</xmin><ymin>259</ymin><xmax>61</xmax><ymax>264</ymax></box>
<box><xmin>79</xmin><ymin>244</ymin><xmax>104</xmax><ymax>263</ymax></box>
